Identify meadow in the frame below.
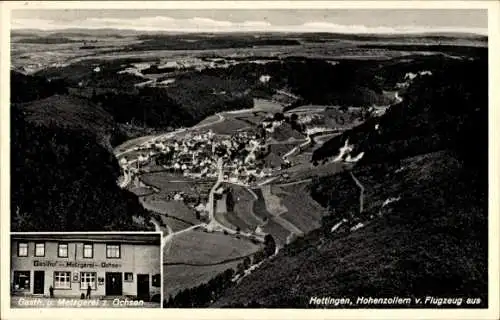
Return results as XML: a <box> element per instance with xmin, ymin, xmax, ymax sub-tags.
<box><xmin>164</xmin><ymin>261</ymin><xmax>242</xmax><ymax>299</ymax></box>
<box><xmin>165</xmin><ymin>229</ymin><xmax>261</xmax><ymax>265</ymax></box>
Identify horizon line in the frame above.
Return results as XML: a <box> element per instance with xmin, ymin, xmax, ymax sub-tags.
<box><xmin>10</xmin><ymin>27</ymin><xmax>488</xmax><ymax>37</ymax></box>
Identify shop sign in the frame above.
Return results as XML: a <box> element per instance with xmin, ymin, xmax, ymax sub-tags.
<box><xmin>33</xmin><ymin>260</ymin><xmax>121</xmax><ymax>268</ymax></box>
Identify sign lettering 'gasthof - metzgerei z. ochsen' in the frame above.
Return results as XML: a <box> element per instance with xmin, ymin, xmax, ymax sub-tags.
<box><xmin>33</xmin><ymin>260</ymin><xmax>121</xmax><ymax>268</ymax></box>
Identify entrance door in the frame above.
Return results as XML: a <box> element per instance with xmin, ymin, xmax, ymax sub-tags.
<box><xmin>105</xmin><ymin>272</ymin><xmax>123</xmax><ymax>296</ymax></box>
<box><xmin>33</xmin><ymin>271</ymin><xmax>44</xmax><ymax>294</ymax></box>
<box><xmin>136</xmin><ymin>274</ymin><xmax>149</xmax><ymax>301</ymax></box>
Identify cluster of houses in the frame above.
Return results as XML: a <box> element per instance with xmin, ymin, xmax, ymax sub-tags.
<box><xmin>118</xmin><ymin>128</ymin><xmax>284</xmax><ymax>187</ymax></box>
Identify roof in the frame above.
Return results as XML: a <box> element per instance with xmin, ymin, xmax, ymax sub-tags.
<box><xmin>11</xmin><ymin>233</ymin><xmax>161</xmax><ymax>246</ymax></box>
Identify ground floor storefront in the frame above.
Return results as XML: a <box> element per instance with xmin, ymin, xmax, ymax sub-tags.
<box><xmin>11</xmin><ymin>269</ymin><xmax>161</xmax><ymax>300</ymax></box>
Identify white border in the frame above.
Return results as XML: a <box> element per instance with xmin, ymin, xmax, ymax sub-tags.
<box><xmin>1</xmin><ymin>1</ymin><xmax>499</xmax><ymax>320</ymax></box>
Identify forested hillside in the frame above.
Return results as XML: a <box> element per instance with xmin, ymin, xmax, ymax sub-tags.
<box><xmin>212</xmin><ymin>54</ymin><xmax>488</xmax><ymax>308</ymax></box>
<box><xmin>312</xmin><ymin>55</ymin><xmax>487</xmax><ymax>165</ymax></box>
<box><xmin>10</xmin><ymin>74</ymin><xmax>152</xmax><ymax>231</ymax></box>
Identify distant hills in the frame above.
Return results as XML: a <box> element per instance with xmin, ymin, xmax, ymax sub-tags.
<box><xmin>11</xmin><ymin>28</ymin><xmax>488</xmax><ymax>39</ymax></box>
<box><xmin>11</xmin><ymin>29</ymin><xmax>487</xmax><ymax>49</ymax></box>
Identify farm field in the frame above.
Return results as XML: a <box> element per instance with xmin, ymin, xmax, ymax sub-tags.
<box><xmin>114</xmin><ymin>134</ymin><xmax>157</xmax><ymax>154</ymax></box>
<box><xmin>262</xmin><ymin>219</ymin><xmax>290</xmax><ymax>247</ymax></box>
<box><xmin>214</xmin><ymin>210</ymin><xmax>238</xmax><ymax>230</ymax></box>
<box><xmin>165</xmin><ymin>229</ymin><xmax>261</xmax><ymax>265</ymax></box>
<box><xmin>261</xmin><ymin>184</ymin><xmax>287</xmax><ymax>216</ymax></box>
<box><xmin>287</xmin><ymin>151</ymin><xmax>313</xmax><ymax>165</ymax></box>
<box><xmin>223</xmin><ymin>211</ymin><xmax>255</xmax><ymax>233</ymax></box>
<box><xmin>252</xmin><ymin>98</ymin><xmax>284</xmax><ymax>112</ymax></box>
<box><xmin>250</xmin><ymin>187</ymin><xmax>296</xmax><ymax>245</ymax></box>
<box><xmin>160</xmin><ymin>216</ymin><xmax>193</xmax><ymax>233</ymax></box>
<box><xmin>233</xmin><ymin>111</ymin><xmax>268</xmax><ymax>126</ymax></box>
<box><xmin>141</xmin><ymin>197</ymin><xmax>199</xmax><ymax>224</ymax></box>
<box><xmin>228</xmin><ymin>184</ymin><xmax>263</xmax><ymax>229</ymax></box>
<box><xmin>285</xmin><ymin>161</ymin><xmax>349</xmax><ymax>181</ymax></box>
<box><xmin>164</xmin><ymin>261</ymin><xmax>242</xmax><ymax>299</ymax></box>
<box><xmin>251</xmin><ymin>188</ymin><xmax>274</xmax><ymax>221</ymax></box>
<box><xmin>194</xmin><ymin>114</ymin><xmax>222</xmax><ymax>127</ymax></box>
<box><xmin>203</xmin><ymin>117</ymin><xmax>251</xmax><ymax>135</ymax></box>
<box><xmin>128</xmin><ymin>186</ymin><xmax>155</xmax><ymax>197</ymax></box>
<box><xmin>273</xmin><ymin>183</ymin><xmax>326</xmax><ymax>234</ymax></box>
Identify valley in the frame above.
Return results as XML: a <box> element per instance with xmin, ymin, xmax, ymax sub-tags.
<box><xmin>10</xmin><ymin>29</ymin><xmax>488</xmax><ymax>308</ymax></box>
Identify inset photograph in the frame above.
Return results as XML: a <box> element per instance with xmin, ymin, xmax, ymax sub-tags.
<box><xmin>10</xmin><ymin>232</ymin><xmax>162</xmax><ymax>308</ymax></box>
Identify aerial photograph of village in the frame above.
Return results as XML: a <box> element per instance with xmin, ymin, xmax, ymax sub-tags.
<box><xmin>8</xmin><ymin>5</ymin><xmax>491</xmax><ymax>311</ymax></box>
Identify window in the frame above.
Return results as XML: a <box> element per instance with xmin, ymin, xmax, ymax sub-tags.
<box><xmin>13</xmin><ymin>271</ymin><xmax>30</xmax><ymax>290</ymax></box>
<box><xmin>35</xmin><ymin>242</ymin><xmax>45</xmax><ymax>257</ymax></box>
<box><xmin>17</xmin><ymin>243</ymin><xmax>28</xmax><ymax>257</ymax></box>
<box><xmin>83</xmin><ymin>244</ymin><xmax>93</xmax><ymax>258</ymax></box>
<box><xmin>80</xmin><ymin>272</ymin><xmax>96</xmax><ymax>290</ymax></box>
<box><xmin>53</xmin><ymin>271</ymin><xmax>71</xmax><ymax>289</ymax></box>
<box><xmin>152</xmin><ymin>274</ymin><xmax>161</xmax><ymax>287</ymax></box>
<box><xmin>106</xmin><ymin>244</ymin><xmax>120</xmax><ymax>258</ymax></box>
<box><xmin>58</xmin><ymin>243</ymin><xmax>68</xmax><ymax>258</ymax></box>
<box><xmin>124</xmin><ymin>272</ymin><xmax>133</xmax><ymax>282</ymax></box>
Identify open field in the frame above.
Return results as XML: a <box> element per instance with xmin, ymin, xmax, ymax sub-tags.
<box><xmin>284</xmin><ymin>161</ymin><xmax>350</xmax><ymax>181</ymax></box>
<box><xmin>203</xmin><ymin>117</ymin><xmax>251</xmax><ymax>135</ymax></box>
<box><xmin>252</xmin><ymin>98</ymin><xmax>284</xmax><ymax>112</ymax></box>
<box><xmin>160</xmin><ymin>216</ymin><xmax>193</xmax><ymax>233</ymax></box>
<box><xmin>250</xmin><ymin>188</ymin><xmax>293</xmax><ymax>246</ymax></box>
<box><xmin>195</xmin><ymin>114</ymin><xmax>222</xmax><ymax>127</ymax></box>
<box><xmin>164</xmin><ymin>261</ymin><xmax>242</xmax><ymax>298</ymax></box>
<box><xmin>114</xmin><ymin>134</ymin><xmax>157</xmax><ymax>154</ymax></box>
<box><xmin>229</xmin><ymin>184</ymin><xmax>264</xmax><ymax>230</ymax></box>
<box><xmin>261</xmin><ymin>184</ymin><xmax>288</xmax><ymax>216</ymax></box>
<box><xmin>262</xmin><ymin>220</ymin><xmax>291</xmax><ymax>247</ymax></box>
<box><xmin>128</xmin><ymin>186</ymin><xmax>155</xmax><ymax>197</ymax></box>
<box><xmin>165</xmin><ymin>229</ymin><xmax>261</xmax><ymax>265</ymax></box>
<box><xmin>214</xmin><ymin>211</ymin><xmax>238</xmax><ymax>230</ymax></box>
<box><xmin>287</xmin><ymin>151</ymin><xmax>313</xmax><ymax>164</ymax></box>
<box><xmin>141</xmin><ymin>197</ymin><xmax>199</xmax><ymax>224</ymax></box>
<box><xmin>273</xmin><ymin>183</ymin><xmax>326</xmax><ymax>234</ymax></box>
<box><xmin>223</xmin><ymin>211</ymin><xmax>255</xmax><ymax>233</ymax></box>
<box><xmin>251</xmin><ymin>188</ymin><xmax>274</xmax><ymax>221</ymax></box>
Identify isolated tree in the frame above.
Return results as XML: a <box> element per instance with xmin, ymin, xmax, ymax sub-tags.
<box><xmin>226</xmin><ymin>189</ymin><xmax>235</xmax><ymax>212</ymax></box>
<box><xmin>273</xmin><ymin>112</ymin><xmax>285</xmax><ymax>121</ymax></box>
<box><xmin>243</xmin><ymin>256</ymin><xmax>251</xmax><ymax>269</ymax></box>
<box><xmin>236</xmin><ymin>263</ymin><xmax>245</xmax><ymax>276</ymax></box>
<box><xmin>264</xmin><ymin>234</ymin><xmax>276</xmax><ymax>257</ymax></box>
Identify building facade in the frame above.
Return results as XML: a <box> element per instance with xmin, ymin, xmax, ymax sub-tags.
<box><xmin>11</xmin><ymin>233</ymin><xmax>161</xmax><ymax>301</ymax></box>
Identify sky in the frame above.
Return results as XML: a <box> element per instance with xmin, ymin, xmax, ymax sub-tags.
<box><xmin>11</xmin><ymin>9</ymin><xmax>488</xmax><ymax>35</ymax></box>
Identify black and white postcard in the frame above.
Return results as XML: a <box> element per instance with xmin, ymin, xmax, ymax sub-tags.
<box><xmin>1</xmin><ymin>1</ymin><xmax>498</xmax><ymax>319</ymax></box>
